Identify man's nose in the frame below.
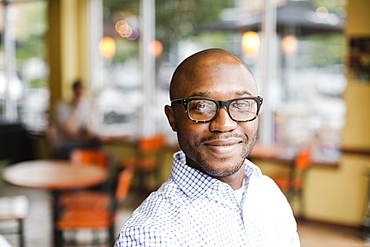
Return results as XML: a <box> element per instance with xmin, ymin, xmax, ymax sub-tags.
<box><xmin>209</xmin><ymin>107</ymin><xmax>237</xmax><ymax>132</ymax></box>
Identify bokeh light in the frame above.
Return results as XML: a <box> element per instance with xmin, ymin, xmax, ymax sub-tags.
<box><xmin>148</xmin><ymin>40</ymin><xmax>163</xmax><ymax>58</ymax></box>
<box><xmin>99</xmin><ymin>37</ymin><xmax>116</xmax><ymax>59</ymax></box>
<box><xmin>127</xmin><ymin>28</ymin><xmax>139</xmax><ymax>40</ymax></box>
<box><xmin>281</xmin><ymin>35</ymin><xmax>298</xmax><ymax>56</ymax></box>
<box><xmin>316</xmin><ymin>6</ymin><xmax>329</xmax><ymax>18</ymax></box>
<box><xmin>115</xmin><ymin>20</ymin><xmax>133</xmax><ymax>38</ymax></box>
<box><xmin>242</xmin><ymin>31</ymin><xmax>260</xmax><ymax>58</ymax></box>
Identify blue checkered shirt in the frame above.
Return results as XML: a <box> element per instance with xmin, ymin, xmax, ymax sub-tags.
<box><xmin>115</xmin><ymin>151</ymin><xmax>300</xmax><ymax>246</ymax></box>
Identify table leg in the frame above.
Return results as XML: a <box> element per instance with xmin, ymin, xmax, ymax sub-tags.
<box><xmin>51</xmin><ymin>191</ymin><xmax>62</xmax><ymax>247</ymax></box>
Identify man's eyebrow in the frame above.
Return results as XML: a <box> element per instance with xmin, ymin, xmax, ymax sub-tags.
<box><xmin>234</xmin><ymin>90</ymin><xmax>253</xmax><ymax>96</ymax></box>
<box><xmin>188</xmin><ymin>90</ymin><xmax>253</xmax><ymax>98</ymax></box>
<box><xmin>187</xmin><ymin>92</ymin><xmax>211</xmax><ymax>98</ymax></box>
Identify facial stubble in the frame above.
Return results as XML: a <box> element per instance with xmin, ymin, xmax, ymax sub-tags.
<box><xmin>179</xmin><ymin>132</ymin><xmax>257</xmax><ymax>178</ymax></box>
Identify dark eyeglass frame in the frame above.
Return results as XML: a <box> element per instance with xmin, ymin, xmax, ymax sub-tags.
<box><xmin>171</xmin><ymin>96</ymin><xmax>263</xmax><ymax>123</ymax></box>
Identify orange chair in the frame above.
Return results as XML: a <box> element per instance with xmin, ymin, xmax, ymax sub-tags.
<box><xmin>57</xmin><ymin>168</ymin><xmax>134</xmax><ymax>246</ymax></box>
<box><xmin>270</xmin><ymin>147</ymin><xmax>312</xmax><ymax>217</ymax></box>
<box><xmin>60</xmin><ymin>149</ymin><xmax>112</xmax><ymax>210</ymax></box>
<box><xmin>70</xmin><ymin>149</ymin><xmax>109</xmax><ymax>169</ymax></box>
<box><xmin>120</xmin><ymin>134</ymin><xmax>165</xmax><ymax>192</ymax></box>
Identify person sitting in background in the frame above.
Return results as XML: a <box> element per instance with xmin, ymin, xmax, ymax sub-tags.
<box><xmin>50</xmin><ymin>79</ymin><xmax>99</xmax><ymax>159</ymax></box>
<box><xmin>115</xmin><ymin>48</ymin><xmax>299</xmax><ymax>246</ymax></box>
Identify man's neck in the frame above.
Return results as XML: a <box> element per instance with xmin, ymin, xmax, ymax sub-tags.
<box><xmin>71</xmin><ymin>96</ymin><xmax>81</xmax><ymax>107</ymax></box>
<box><xmin>185</xmin><ymin>156</ymin><xmax>245</xmax><ymax>191</ymax></box>
<box><xmin>215</xmin><ymin>169</ymin><xmax>244</xmax><ymax>191</ymax></box>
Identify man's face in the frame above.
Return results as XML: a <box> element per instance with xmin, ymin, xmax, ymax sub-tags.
<box><xmin>73</xmin><ymin>84</ymin><xmax>83</xmax><ymax>97</ymax></box>
<box><xmin>166</xmin><ymin>61</ymin><xmax>259</xmax><ymax>178</ymax></box>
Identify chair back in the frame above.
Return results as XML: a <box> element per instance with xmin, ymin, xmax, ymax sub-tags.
<box><xmin>294</xmin><ymin>147</ymin><xmax>312</xmax><ymax>172</ymax></box>
<box><xmin>71</xmin><ymin>149</ymin><xmax>109</xmax><ymax>169</ymax></box>
<box><xmin>115</xmin><ymin>168</ymin><xmax>134</xmax><ymax>203</ymax></box>
<box><xmin>139</xmin><ymin>134</ymin><xmax>165</xmax><ymax>153</ymax></box>
<box><xmin>0</xmin><ymin>195</ymin><xmax>29</xmax><ymax>220</ymax></box>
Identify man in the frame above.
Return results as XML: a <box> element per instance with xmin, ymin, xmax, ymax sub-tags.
<box><xmin>51</xmin><ymin>80</ymin><xmax>98</xmax><ymax>159</ymax></box>
<box><xmin>115</xmin><ymin>48</ymin><xmax>299</xmax><ymax>246</ymax></box>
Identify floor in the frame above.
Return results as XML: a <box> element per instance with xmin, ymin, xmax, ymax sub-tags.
<box><xmin>1</xmin><ymin>183</ymin><xmax>370</xmax><ymax>247</ymax></box>
<box><xmin>298</xmin><ymin>221</ymin><xmax>370</xmax><ymax>247</ymax></box>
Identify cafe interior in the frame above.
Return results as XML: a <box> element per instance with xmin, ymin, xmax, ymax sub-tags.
<box><xmin>0</xmin><ymin>0</ymin><xmax>370</xmax><ymax>246</ymax></box>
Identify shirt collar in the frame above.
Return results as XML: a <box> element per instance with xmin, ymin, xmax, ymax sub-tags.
<box><xmin>170</xmin><ymin>151</ymin><xmax>262</xmax><ymax>198</ymax></box>
<box><xmin>170</xmin><ymin>151</ymin><xmax>219</xmax><ymax>198</ymax></box>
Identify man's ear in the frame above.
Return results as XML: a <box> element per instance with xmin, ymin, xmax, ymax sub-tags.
<box><xmin>164</xmin><ymin>105</ymin><xmax>177</xmax><ymax>132</ymax></box>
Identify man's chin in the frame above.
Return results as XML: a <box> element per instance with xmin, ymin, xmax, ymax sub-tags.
<box><xmin>200</xmin><ymin>157</ymin><xmax>244</xmax><ymax>178</ymax></box>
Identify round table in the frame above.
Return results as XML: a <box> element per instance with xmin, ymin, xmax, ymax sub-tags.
<box><xmin>2</xmin><ymin>160</ymin><xmax>108</xmax><ymax>247</ymax></box>
<box><xmin>3</xmin><ymin>160</ymin><xmax>107</xmax><ymax>190</ymax></box>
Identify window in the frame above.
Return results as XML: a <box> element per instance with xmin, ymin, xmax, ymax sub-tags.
<box><xmin>0</xmin><ymin>0</ymin><xmax>48</xmax><ymax>132</ymax></box>
<box><xmin>96</xmin><ymin>0</ymin><xmax>346</xmax><ymax>163</ymax></box>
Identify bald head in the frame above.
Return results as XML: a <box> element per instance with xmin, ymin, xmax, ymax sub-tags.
<box><xmin>165</xmin><ymin>48</ymin><xmax>261</xmax><ymax>184</ymax></box>
<box><xmin>169</xmin><ymin>48</ymin><xmax>256</xmax><ymax>100</ymax></box>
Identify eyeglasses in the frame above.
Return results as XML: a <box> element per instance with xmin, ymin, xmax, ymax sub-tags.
<box><xmin>171</xmin><ymin>96</ymin><xmax>263</xmax><ymax>123</ymax></box>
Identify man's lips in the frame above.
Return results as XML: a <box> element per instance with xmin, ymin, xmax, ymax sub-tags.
<box><xmin>203</xmin><ymin>138</ymin><xmax>243</xmax><ymax>154</ymax></box>
<box><xmin>204</xmin><ymin>138</ymin><xmax>242</xmax><ymax>146</ymax></box>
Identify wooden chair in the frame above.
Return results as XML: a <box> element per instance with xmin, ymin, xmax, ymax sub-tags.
<box><xmin>70</xmin><ymin>149</ymin><xmax>109</xmax><ymax>169</ymax></box>
<box><xmin>120</xmin><ymin>134</ymin><xmax>165</xmax><ymax>192</ymax></box>
<box><xmin>0</xmin><ymin>195</ymin><xmax>29</xmax><ymax>247</ymax></box>
<box><xmin>60</xmin><ymin>149</ymin><xmax>112</xmax><ymax>210</ymax></box>
<box><xmin>57</xmin><ymin>168</ymin><xmax>134</xmax><ymax>246</ymax></box>
<box><xmin>270</xmin><ymin>147</ymin><xmax>312</xmax><ymax>217</ymax></box>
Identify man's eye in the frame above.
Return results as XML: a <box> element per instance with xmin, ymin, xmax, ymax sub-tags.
<box><xmin>189</xmin><ymin>101</ymin><xmax>212</xmax><ymax>110</ymax></box>
<box><xmin>196</xmin><ymin>103</ymin><xmax>208</xmax><ymax>109</ymax></box>
<box><xmin>232</xmin><ymin>102</ymin><xmax>250</xmax><ymax>109</ymax></box>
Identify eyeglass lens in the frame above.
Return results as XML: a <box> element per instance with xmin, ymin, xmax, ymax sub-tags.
<box><xmin>187</xmin><ymin>99</ymin><xmax>258</xmax><ymax>122</ymax></box>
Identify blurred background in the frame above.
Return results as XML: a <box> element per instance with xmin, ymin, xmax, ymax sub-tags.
<box><xmin>0</xmin><ymin>0</ymin><xmax>348</xmax><ymax>152</ymax></box>
<box><xmin>0</xmin><ymin>0</ymin><xmax>370</xmax><ymax>246</ymax></box>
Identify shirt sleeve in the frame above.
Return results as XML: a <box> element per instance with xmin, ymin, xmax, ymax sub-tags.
<box><xmin>115</xmin><ymin>224</ymin><xmax>173</xmax><ymax>247</ymax></box>
<box><xmin>291</xmin><ymin>230</ymin><xmax>301</xmax><ymax>247</ymax></box>
<box><xmin>265</xmin><ymin>176</ymin><xmax>301</xmax><ymax>247</ymax></box>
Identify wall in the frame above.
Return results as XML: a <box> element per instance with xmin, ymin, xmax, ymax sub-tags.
<box><xmin>47</xmin><ymin>0</ymin><xmax>90</xmax><ymax>116</ymax></box>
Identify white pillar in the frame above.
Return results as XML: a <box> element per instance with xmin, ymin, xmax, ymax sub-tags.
<box><xmin>139</xmin><ymin>0</ymin><xmax>156</xmax><ymax>137</ymax></box>
<box><xmin>259</xmin><ymin>0</ymin><xmax>277</xmax><ymax>146</ymax></box>
<box><xmin>89</xmin><ymin>0</ymin><xmax>104</xmax><ymax>93</ymax></box>
<box><xmin>2</xmin><ymin>0</ymin><xmax>18</xmax><ymax>122</ymax></box>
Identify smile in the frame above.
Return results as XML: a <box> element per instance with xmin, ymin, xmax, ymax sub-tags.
<box><xmin>204</xmin><ymin>139</ymin><xmax>243</xmax><ymax>155</ymax></box>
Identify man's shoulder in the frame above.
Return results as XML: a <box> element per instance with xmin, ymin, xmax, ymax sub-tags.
<box><xmin>244</xmin><ymin>159</ymin><xmax>284</xmax><ymax>192</ymax></box>
<box><xmin>128</xmin><ymin>180</ymin><xmax>188</xmax><ymax>221</ymax></box>
<box><xmin>55</xmin><ymin>100</ymin><xmax>68</xmax><ymax>110</ymax></box>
